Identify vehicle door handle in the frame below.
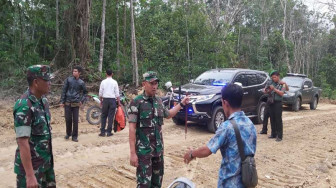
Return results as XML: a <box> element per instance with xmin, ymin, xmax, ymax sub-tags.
<box><xmin>244</xmin><ymin>92</ymin><xmax>248</xmax><ymax>95</ymax></box>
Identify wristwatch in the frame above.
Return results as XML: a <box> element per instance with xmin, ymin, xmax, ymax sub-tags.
<box><xmin>179</xmin><ymin>102</ymin><xmax>185</xmax><ymax>108</ymax></box>
<box><xmin>189</xmin><ymin>151</ymin><xmax>194</xmax><ymax>159</ymax></box>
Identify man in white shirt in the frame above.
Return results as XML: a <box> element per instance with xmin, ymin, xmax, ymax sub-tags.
<box><xmin>98</xmin><ymin>69</ymin><xmax>121</xmax><ymax>137</ymax></box>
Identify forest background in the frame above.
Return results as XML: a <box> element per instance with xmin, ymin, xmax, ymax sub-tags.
<box><xmin>1</xmin><ymin>0</ymin><xmax>336</xmax><ymax>98</ymax></box>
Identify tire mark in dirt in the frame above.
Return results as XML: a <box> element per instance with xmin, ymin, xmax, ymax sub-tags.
<box><xmin>60</xmin><ymin>166</ymin><xmax>137</xmax><ymax>188</ymax></box>
<box><xmin>257</xmin><ymin>110</ymin><xmax>336</xmax><ymax>188</ymax></box>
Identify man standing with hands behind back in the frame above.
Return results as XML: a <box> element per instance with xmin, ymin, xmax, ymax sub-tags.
<box><xmin>13</xmin><ymin>65</ymin><xmax>56</xmax><ymax>188</ymax></box>
<box><xmin>128</xmin><ymin>71</ymin><xmax>190</xmax><ymax>188</ymax></box>
<box><xmin>98</xmin><ymin>69</ymin><xmax>121</xmax><ymax>137</ymax></box>
<box><xmin>60</xmin><ymin>66</ymin><xmax>88</xmax><ymax>142</ymax></box>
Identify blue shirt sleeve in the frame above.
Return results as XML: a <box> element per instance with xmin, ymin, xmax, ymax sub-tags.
<box><xmin>207</xmin><ymin>122</ymin><xmax>229</xmax><ymax>154</ymax></box>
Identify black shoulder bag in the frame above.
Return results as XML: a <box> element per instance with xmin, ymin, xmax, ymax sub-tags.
<box><xmin>231</xmin><ymin>120</ymin><xmax>258</xmax><ymax>188</ymax></box>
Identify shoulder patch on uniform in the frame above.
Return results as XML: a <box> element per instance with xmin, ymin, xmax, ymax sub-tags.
<box><xmin>130</xmin><ymin>106</ymin><xmax>138</xmax><ymax>113</ymax></box>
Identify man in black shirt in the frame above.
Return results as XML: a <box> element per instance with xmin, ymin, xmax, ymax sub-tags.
<box><xmin>60</xmin><ymin>66</ymin><xmax>88</xmax><ymax>142</ymax></box>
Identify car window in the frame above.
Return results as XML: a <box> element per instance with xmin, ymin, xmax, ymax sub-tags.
<box><xmin>304</xmin><ymin>81</ymin><xmax>312</xmax><ymax>88</ymax></box>
<box><xmin>282</xmin><ymin>77</ymin><xmax>303</xmax><ymax>88</ymax></box>
<box><xmin>233</xmin><ymin>74</ymin><xmax>248</xmax><ymax>87</ymax></box>
<box><xmin>193</xmin><ymin>70</ymin><xmax>235</xmax><ymax>86</ymax></box>
<box><xmin>257</xmin><ymin>73</ymin><xmax>267</xmax><ymax>84</ymax></box>
<box><xmin>246</xmin><ymin>74</ymin><xmax>259</xmax><ymax>86</ymax></box>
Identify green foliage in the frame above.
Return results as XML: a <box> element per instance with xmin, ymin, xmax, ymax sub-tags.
<box><xmin>0</xmin><ymin>0</ymin><xmax>336</xmax><ymax>98</ymax></box>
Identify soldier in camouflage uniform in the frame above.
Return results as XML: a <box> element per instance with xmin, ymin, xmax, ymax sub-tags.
<box><xmin>13</xmin><ymin>65</ymin><xmax>56</xmax><ymax>188</ymax></box>
<box><xmin>128</xmin><ymin>71</ymin><xmax>189</xmax><ymax>188</ymax></box>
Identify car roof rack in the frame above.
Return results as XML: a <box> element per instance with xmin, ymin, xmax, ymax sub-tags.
<box><xmin>286</xmin><ymin>73</ymin><xmax>307</xmax><ymax>78</ymax></box>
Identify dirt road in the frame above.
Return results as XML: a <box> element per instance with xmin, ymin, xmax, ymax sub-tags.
<box><xmin>0</xmin><ymin>101</ymin><xmax>336</xmax><ymax>187</ymax></box>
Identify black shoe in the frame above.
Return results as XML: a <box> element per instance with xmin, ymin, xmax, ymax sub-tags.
<box><xmin>72</xmin><ymin>138</ymin><xmax>78</xmax><ymax>142</ymax></box>
<box><xmin>98</xmin><ymin>133</ymin><xmax>106</xmax><ymax>137</ymax></box>
<box><xmin>64</xmin><ymin>135</ymin><xmax>70</xmax><ymax>140</ymax></box>
<box><xmin>276</xmin><ymin>137</ymin><xmax>282</xmax><ymax>142</ymax></box>
<box><xmin>268</xmin><ymin>135</ymin><xmax>276</xmax><ymax>139</ymax></box>
<box><xmin>259</xmin><ymin>130</ymin><xmax>267</xmax><ymax>134</ymax></box>
<box><xmin>106</xmin><ymin>133</ymin><xmax>113</xmax><ymax>137</ymax></box>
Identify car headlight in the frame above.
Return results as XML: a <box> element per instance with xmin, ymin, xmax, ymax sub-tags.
<box><xmin>285</xmin><ymin>92</ymin><xmax>295</xmax><ymax>97</ymax></box>
<box><xmin>190</xmin><ymin>94</ymin><xmax>215</xmax><ymax>103</ymax></box>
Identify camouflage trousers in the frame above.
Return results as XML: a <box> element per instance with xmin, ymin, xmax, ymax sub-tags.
<box><xmin>137</xmin><ymin>154</ymin><xmax>164</xmax><ymax>188</ymax></box>
<box><xmin>17</xmin><ymin>168</ymin><xmax>56</xmax><ymax>188</ymax></box>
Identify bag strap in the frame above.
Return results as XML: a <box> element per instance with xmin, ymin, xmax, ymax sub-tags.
<box><xmin>231</xmin><ymin>120</ymin><xmax>246</xmax><ymax>161</ymax></box>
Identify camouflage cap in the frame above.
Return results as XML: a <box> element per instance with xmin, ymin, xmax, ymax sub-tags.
<box><xmin>143</xmin><ymin>71</ymin><xmax>159</xmax><ymax>82</ymax></box>
<box><xmin>270</xmin><ymin>70</ymin><xmax>279</xmax><ymax>76</ymax></box>
<box><xmin>27</xmin><ymin>65</ymin><xmax>51</xmax><ymax>81</ymax></box>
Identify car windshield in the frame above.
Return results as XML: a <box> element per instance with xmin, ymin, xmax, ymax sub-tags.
<box><xmin>282</xmin><ymin>77</ymin><xmax>303</xmax><ymax>88</ymax></box>
<box><xmin>194</xmin><ymin>70</ymin><xmax>235</xmax><ymax>86</ymax></box>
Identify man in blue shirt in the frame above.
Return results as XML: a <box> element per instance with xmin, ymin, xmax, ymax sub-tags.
<box><xmin>183</xmin><ymin>83</ymin><xmax>257</xmax><ymax>188</ymax></box>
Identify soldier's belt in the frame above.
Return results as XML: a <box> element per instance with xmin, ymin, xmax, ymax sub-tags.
<box><xmin>65</xmin><ymin>102</ymin><xmax>80</xmax><ymax>107</ymax></box>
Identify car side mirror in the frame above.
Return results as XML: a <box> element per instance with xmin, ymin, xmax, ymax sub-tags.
<box><xmin>189</xmin><ymin>79</ymin><xmax>194</xmax><ymax>83</ymax></box>
<box><xmin>304</xmin><ymin>85</ymin><xmax>308</xmax><ymax>89</ymax></box>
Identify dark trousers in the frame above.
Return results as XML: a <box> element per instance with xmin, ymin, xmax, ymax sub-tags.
<box><xmin>65</xmin><ymin>105</ymin><xmax>79</xmax><ymax>138</ymax></box>
<box><xmin>100</xmin><ymin>98</ymin><xmax>116</xmax><ymax>134</ymax></box>
<box><xmin>269</xmin><ymin>101</ymin><xmax>283</xmax><ymax>139</ymax></box>
<box><xmin>261</xmin><ymin>104</ymin><xmax>270</xmax><ymax>132</ymax></box>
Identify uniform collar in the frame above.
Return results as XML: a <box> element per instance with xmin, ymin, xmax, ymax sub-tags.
<box><xmin>27</xmin><ymin>89</ymin><xmax>46</xmax><ymax>106</ymax></box>
<box><xmin>142</xmin><ymin>91</ymin><xmax>155</xmax><ymax>101</ymax></box>
<box><xmin>271</xmin><ymin>80</ymin><xmax>280</xmax><ymax>84</ymax></box>
<box><xmin>27</xmin><ymin>89</ymin><xmax>39</xmax><ymax>104</ymax></box>
<box><xmin>228</xmin><ymin>111</ymin><xmax>245</xmax><ymax>120</ymax></box>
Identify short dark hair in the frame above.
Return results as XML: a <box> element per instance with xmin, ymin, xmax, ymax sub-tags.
<box><xmin>27</xmin><ymin>75</ymin><xmax>35</xmax><ymax>86</ymax></box>
<box><xmin>73</xmin><ymin>66</ymin><xmax>82</xmax><ymax>73</ymax></box>
<box><xmin>221</xmin><ymin>83</ymin><xmax>243</xmax><ymax>108</ymax></box>
<box><xmin>106</xmin><ymin>69</ymin><xmax>113</xmax><ymax>76</ymax></box>
<box><xmin>270</xmin><ymin>71</ymin><xmax>280</xmax><ymax>76</ymax></box>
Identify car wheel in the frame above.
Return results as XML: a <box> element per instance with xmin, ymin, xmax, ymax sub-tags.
<box><xmin>256</xmin><ymin>102</ymin><xmax>266</xmax><ymax>124</ymax></box>
<box><xmin>292</xmin><ymin>97</ymin><xmax>301</xmax><ymax>112</ymax></box>
<box><xmin>172</xmin><ymin>117</ymin><xmax>185</xmax><ymax>125</ymax></box>
<box><xmin>207</xmin><ymin>106</ymin><xmax>225</xmax><ymax>133</ymax></box>
<box><xmin>310</xmin><ymin>96</ymin><xmax>318</xmax><ymax>110</ymax></box>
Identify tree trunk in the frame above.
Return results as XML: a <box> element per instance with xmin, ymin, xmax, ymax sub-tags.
<box><xmin>185</xmin><ymin>2</ymin><xmax>191</xmax><ymax>80</ymax></box>
<box><xmin>280</xmin><ymin>0</ymin><xmax>291</xmax><ymax>72</ymax></box>
<box><xmin>116</xmin><ymin>0</ymin><xmax>120</xmax><ymax>71</ymax></box>
<box><xmin>98</xmin><ymin>0</ymin><xmax>107</xmax><ymax>72</ymax></box>
<box><xmin>56</xmin><ymin>0</ymin><xmax>59</xmax><ymax>41</ymax></box>
<box><xmin>75</xmin><ymin>0</ymin><xmax>91</xmax><ymax>66</ymax></box>
<box><xmin>123</xmin><ymin>0</ymin><xmax>127</xmax><ymax>56</ymax></box>
<box><xmin>123</xmin><ymin>0</ymin><xmax>127</xmax><ymax>77</ymax></box>
<box><xmin>18</xmin><ymin>4</ymin><xmax>24</xmax><ymax>61</ymax></box>
<box><xmin>130</xmin><ymin>0</ymin><xmax>139</xmax><ymax>86</ymax></box>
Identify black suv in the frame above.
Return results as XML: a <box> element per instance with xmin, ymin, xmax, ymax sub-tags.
<box><xmin>171</xmin><ymin>69</ymin><xmax>270</xmax><ymax>133</ymax></box>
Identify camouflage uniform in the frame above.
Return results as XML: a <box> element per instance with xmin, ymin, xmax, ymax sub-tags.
<box><xmin>128</xmin><ymin>71</ymin><xmax>169</xmax><ymax>188</ymax></box>
<box><xmin>13</xmin><ymin>65</ymin><xmax>56</xmax><ymax>188</ymax></box>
